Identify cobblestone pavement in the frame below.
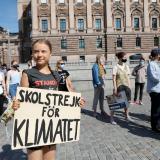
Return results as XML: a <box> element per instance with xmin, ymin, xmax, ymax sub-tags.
<box><xmin>0</xmin><ymin>89</ymin><xmax>160</xmax><ymax>160</ymax></box>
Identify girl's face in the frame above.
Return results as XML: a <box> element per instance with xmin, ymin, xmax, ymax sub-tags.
<box><xmin>99</xmin><ymin>56</ymin><xmax>105</xmax><ymax>65</ymax></box>
<box><xmin>58</xmin><ymin>61</ymin><xmax>65</xmax><ymax>70</ymax></box>
<box><xmin>32</xmin><ymin>42</ymin><xmax>51</xmax><ymax>66</ymax></box>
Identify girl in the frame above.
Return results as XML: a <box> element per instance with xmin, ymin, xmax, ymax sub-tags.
<box><xmin>132</xmin><ymin>57</ymin><xmax>146</xmax><ymax>105</ymax></box>
<box><xmin>12</xmin><ymin>39</ymin><xmax>85</xmax><ymax>160</ymax></box>
<box><xmin>111</xmin><ymin>52</ymin><xmax>134</xmax><ymax>124</ymax></box>
<box><xmin>92</xmin><ymin>54</ymin><xmax>107</xmax><ymax>118</ymax></box>
<box><xmin>56</xmin><ymin>60</ymin><xmax>74</xmax><ymax>92</ymax></box>
<box><xmin>6</xmin><ymin>60</ymin><xmax>21</xmax><ymax>99</ymax></box>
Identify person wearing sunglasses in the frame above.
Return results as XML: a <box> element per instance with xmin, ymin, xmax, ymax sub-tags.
<box><xmin>56</xmin><ymin>60</ymin><xmax>74</xmax><ymax>92</ymax></box>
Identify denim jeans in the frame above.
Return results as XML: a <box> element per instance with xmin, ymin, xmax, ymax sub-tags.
<box><xmin>9</xmin><ymin>83</ymin><xmax>19</xmax><ymax>99</ymax></box>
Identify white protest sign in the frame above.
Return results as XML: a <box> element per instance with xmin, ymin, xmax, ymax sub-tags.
<box><xmin>12</xmin><ymin>87</ymin><xmax>81</xmax><ymax>150</ymax></box>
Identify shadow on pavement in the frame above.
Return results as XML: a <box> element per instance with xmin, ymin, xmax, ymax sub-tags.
<box><xmin>116</xmin><ymin>111</ymin><xmax>150</xmax><ymax>123</ymax></box>
<box><xmin>81</xmin><ymin>109</ymin><xmax>160</xmax><ymax>140</ymax></box>
<box><xmin>114</xmin><ymin>111</ymin><xmax>160</xmax><ymax>140</ymax></box>
<box><xmin>81</xmin><ymin>109</ymin><xmax>110</xmax><ymax>123</ymax></box>
<box><xmin>0</xmin><ymin>144</ymin><xmax>27</xmax><ymax>160</ymax></box>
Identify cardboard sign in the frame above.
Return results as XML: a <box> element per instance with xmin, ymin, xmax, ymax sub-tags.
<box><xmin>12</xmin><ymin>87</ymin><xmax>81</xmax><ymax>150</ymax></box>
<box><xmin>106</xmin><ymin>91</ymin><xmax>129</xmax><ymax>111</ymax></box>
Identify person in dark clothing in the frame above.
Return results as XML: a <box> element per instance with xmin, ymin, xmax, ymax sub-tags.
<box><xmin>0</xmin><ymin>70</ymin><xmax>6</xmax><ymax>116</ymax></box>
<box><xmin>56</xmin><ymin>60</ymin><xmax>74</xmax><ymax>92</ymax></box>
<box><xmin>147</xmin><ymin>49</ymin><xmax>160</xmax><ymax>133</ymax></box>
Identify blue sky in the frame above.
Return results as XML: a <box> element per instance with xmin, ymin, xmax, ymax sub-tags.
<box><xmin>0</xmin><ymin>0</ymin><xmax>18</xmax><ymax>32</ymax></box>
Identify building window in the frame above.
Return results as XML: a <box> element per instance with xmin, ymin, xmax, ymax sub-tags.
<box><xmin>61</xmin><ymin>39</ymin><xmax>67</xmax><ymax>49</ymax></box>
<box><xmin>115</xmin><ymin>18</ymin><xmax>121</xmax><ymax>29</ymax></box>
<box><xmin>80</xmin><ymin>56</ymin><xmax>85</xmax><ymax>62</ymax></box>
<box><xmin>152</xmin><ymin>18</ymin><xmax>157</xmax><ymax>29</ymax></box>
<box><xmin>154</xmin><ymin>37</ymin><xmax>159</xmax><ymax>46</ymax></box>
<box><xmin>78</xmin><ymin>19</ymin><xmax>84</xmax><ymax>31</ymax></box>
<box><xmin>41</xmin><ymin>0</ymin><xmax>47</xmax><ymax>4</ymax></box>
<box><xmin>96</xmin><ymin>37</ymin><xmax>102</xmax><ymax>48</ymax></box>
<box><xmin>62</xmin><ymin>56</ymin><xmax>67</xmax><ymax>62</ymax></box>
<box><xmin>59</xmin><ymin>0</ymin><xmax>64</xmax><ymax>3</ymax></box>
<box><xmin>134</xmin><ymin>18</ymin><xmax>139</xmax><ymax>29</ymax></box>
<box><xmin>60</xmin><ymin>19</ymin><xmax>66</xmax><ymax>32</ymax></box>
<box><xmin>95</xmin><ymin>19</ymin><xmax>101</xmax><ymax>30</ymax></box>
<box><xmin>41</xmin><ymin>19</ymin><xmax>48</xmax><ymax>32</ymax></box>
<box><xmin>79</xmin><ymin>38</ymin><xmax>85</xmax><ymax>49</ymax></box>
<box><xmin>152</xmin><ymin>0</ymin><xmax>157</xmax><ymax>2</ymax></box>
<box><xmin>136</xmin><ymin>37</ymin><xmax>141</xmax><ymax>47</ymax></box>
<box><xmin>117</xmin><ymin>37</ymin><xmax>122</xmax><ymax>48</ymax></box>
<box><xmin>133</xmin><ymin>0</ymin><xmax>139</xmax><ymax>2</ymax></box>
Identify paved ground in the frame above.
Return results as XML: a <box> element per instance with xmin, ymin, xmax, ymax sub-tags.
<box><xmin>0</xmin><ymin>87</ymin><xmax>160</xmax><ymax>160</ymax></box>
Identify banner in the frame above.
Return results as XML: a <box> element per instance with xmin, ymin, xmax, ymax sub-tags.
<box><xmin>12</xmin><ymin>87</ymin><xmax>81</xmax><ymax>150</ymax></box>
<box><xmin>106</xmin><ymin>91</ymin><xmax>129</xmax><ymax>111</ymax></box>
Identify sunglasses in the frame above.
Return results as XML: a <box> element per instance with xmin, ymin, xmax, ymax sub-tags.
<box><xmin>60</xmin><ymin>63</ymin><xmax>65</xmax><ymax>65</ymax></box>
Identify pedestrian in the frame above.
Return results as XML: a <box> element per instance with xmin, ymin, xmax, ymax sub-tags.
<box><xmin>92</xmin><ymin>54</ymin><xmax>108</xmax><ymax>118</ymax></box>
<box><xmin>0</xmin><ymin>64</ymin><xmax>8</xmax><ymax>81</ymax></box>
<box><xmin>147</xmin><ymin>48</ymin><xmax>160</xmax><ymax>133</ymax></box>
<box><xmin>12</xmin><ymin>39</ymin><xmax>85</xmax><ymax>160</ymax></box>
<box><xmin>56</xmin><ymin>59</ymin><xmax>74</xmax><ymax>92</ymax></box>
<box><xmin>132</xmin><ymin>57</ymin><xmax>146</xmax><ymax>105</ymax></box>
<box><xmin>6</xmin><ymin>60</ymin><xmax>21</xmax><ymax>99</ymax></box>
<box><xmin>111</xmin><ymin>52</ymin><xmax>134</xmax><ymax>125</ymax></box>
<box><xmin>0</xmin><ymin>69</ymin><xmax>6</xmax><ymax>116</ymax></box>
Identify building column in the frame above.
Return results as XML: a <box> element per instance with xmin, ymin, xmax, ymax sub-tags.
<box><xmin>125</xmin><ymin>0</ymin><xmax>131</xmax><ymax>32</ymax></box>
<box><xmin>69</xmin><ymin>0</ymin><xmax>75</xmax><ymax>33</ymax></box>
<box><xmin>51</xmin><ymin>0</ymin><xmax>57</xmax><ymax>34</ymax></box>
<box><xmin>144</xmin><ymin>0</ymin><xmax>150</xmax><ymax>32</ymax></box>
<box><xmin>87</xmin><ymin>0</ymin><xmax>93</xmax><ymax>33</ymax></box>
<box><xmin>31</xmin><ymin>0</ymin><xmax>39</xmax><ymax>35</ymax></box>
<box><xmin>17</xmin><ymin>1</ymin><xmax>23</xmax><ymax>32</ymax></box>
<box><xmin>106</xmin><ymin>0</ymin><xmax>113</xmax><ymax>32</ymax></box>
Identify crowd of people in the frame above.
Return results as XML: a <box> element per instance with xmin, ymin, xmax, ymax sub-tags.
<box><xmin>0</xmin><ymin>39</ymin><xmax>159</xmax><ymax>159</ymax></box>
<box><xmin>92</xmin><ymin>50</ymin><xmax>160</xmax><ymax>133</ymax></box>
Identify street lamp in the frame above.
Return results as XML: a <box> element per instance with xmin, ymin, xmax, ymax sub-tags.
<box><xmin>6</xmin><ymin>29</ymin><xmax>11</xmax><ymax>68</ymax></box>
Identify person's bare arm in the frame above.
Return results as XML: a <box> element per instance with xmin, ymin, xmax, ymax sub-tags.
<box><xmin>6</xmin><ymin>71</ymin><xmax>11</xmax><ymax>95</ymax></box>
<box><xmin>113</xmin><ymin>75</ymin><xmax>117</xmax><ymax>95</ymax></box>
<box><xmin>66</xmin><ymin>77</ymin><xmax>75</xmax><ymax>92</ymax></box>
<box><xmin>12</xmin><ymin>72</ymin><xmax>29</xmax><ymax>110</ymax></box>
<box><xmin>2</xmin><ymin>75</ymin><xmax>6</xmax><ymax>96</ymax></box>
<box><xmin>21</xmin><ymin>72</ymin><xmax>29</xmax><ymax>87</ymax></box>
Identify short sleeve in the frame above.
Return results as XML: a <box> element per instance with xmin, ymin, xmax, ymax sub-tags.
<box><xmin>65</xmin><ymin>70</ymin><xmax>70</xmax><ymax>77</ymax></box>
<box><xmin>112</xmin><ymin>65</ymin><xmax>117</xmax><ymax>75</ymax></box>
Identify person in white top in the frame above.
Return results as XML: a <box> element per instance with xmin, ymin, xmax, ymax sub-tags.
<box><xmin>6</xmin><ymin>60</ymin><xmax>21</xmax><ymax>99</ymax></box>
<box><xmin>0</xmin><ymin>69</ymin><xmax>6</xmax><ymax>116</ymax></box>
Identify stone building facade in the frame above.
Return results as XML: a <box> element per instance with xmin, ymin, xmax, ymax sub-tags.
<box><xmin>0</xmin><ymin>29</ymin><xmax>20</xmax><ymax>66</ymax></box>
<box><xmin>18</xmin><ymin>0</ymin><xmax>160</xmax><ymax>63</ymax></box>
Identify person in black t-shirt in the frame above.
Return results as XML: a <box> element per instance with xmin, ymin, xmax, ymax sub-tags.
<box><xmin>12</xmin><ymin>39</ymin><xmax>85</xmax><ymax>160</ymax></box>
<box><xmin>56</xmin><ymin>60</ymin><xmax>75</xmax><ymax>92</ymax></box>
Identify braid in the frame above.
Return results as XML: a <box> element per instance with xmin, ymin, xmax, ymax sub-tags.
<box><xmin>48</xmin><ymin>65</ymin><xmax>54</xmax><ymax>77</ymax></box>
<box><xmin>48</xmin><ymin>65</ymin><xmax>59</xmax><ymax>87</ymax></box>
